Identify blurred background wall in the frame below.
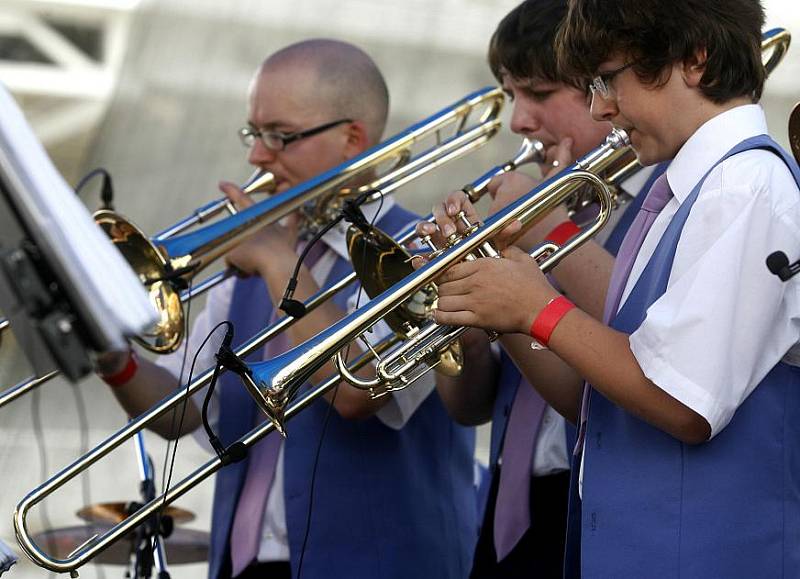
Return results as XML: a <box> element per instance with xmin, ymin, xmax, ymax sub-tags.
<box><xmin>0</xmin><ymin>0</ymin><xmax>797</xmax><ymax>577</ymax></box>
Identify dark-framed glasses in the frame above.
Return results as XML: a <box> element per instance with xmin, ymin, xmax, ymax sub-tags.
<box><xmin>238</xmin><ymin>118</ymin><xmax>353</xmax><ymax>151</ymax></box>
<box><xmin>588</xmin><ymin>61</ymin><xmax>637</xmax><ymax>99</ymax></box>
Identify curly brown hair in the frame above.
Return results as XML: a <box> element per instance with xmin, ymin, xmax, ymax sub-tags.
<box><xmin>555</xmin><ymin>0</ymin><xmax>766</xmax><ymax>103</ymax></box>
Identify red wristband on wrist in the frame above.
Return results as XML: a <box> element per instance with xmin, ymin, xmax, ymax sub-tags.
<box><xmin>100</xmin><ymin>349</ymin><xmax>139</xmax><ymax>387</ymax></box>
<box><xmin>529</xmin><ymin>296</ymin><xmax>575</xmax><ymax>348</ymax></box>
<box><xmin>545</xmin><ymin>220</ymin><xmax>581</xmax><ymax>246</ymax></box>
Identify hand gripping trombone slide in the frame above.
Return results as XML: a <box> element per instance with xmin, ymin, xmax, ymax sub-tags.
<box><xmin>11</xmin><ymin>137</ymin><xmax>544</xmax><ymax>575</ymax></box>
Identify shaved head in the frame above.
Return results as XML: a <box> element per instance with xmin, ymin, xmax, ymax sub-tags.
<box><xmin>258</xmin><ymin>39</ymin><xmax>389</xmax><ymax>145</ymax></box>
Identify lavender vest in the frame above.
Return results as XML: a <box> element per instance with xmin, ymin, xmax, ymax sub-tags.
<box><xmin>569</xmin><ymin>136</ymin><xmax>800</xmax><ymax>578</ymax></box>
<box><xmin>482</xmin><ymin>164</ymin><xmax>667</xmax><ymax>518</ymax></box>
<box><xmin>207</xmin><ymin>203</ymin><xmax>477</xmax><ymax>579</ymax></box>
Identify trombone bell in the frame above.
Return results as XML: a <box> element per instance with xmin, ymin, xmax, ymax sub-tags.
<box><xmin>94</xmin><ymin>210</ymin><xmax>185</xmax><ymax>353</ymax></box>
<box><xmin>347</xmin><ymin>225</ymin><xmax>464</xmax><ymax>380</ymax></box>
<box><xmin>94</xmin><ymin>170</ymin><xmax>275</xmax><ymax>353</ymax></box>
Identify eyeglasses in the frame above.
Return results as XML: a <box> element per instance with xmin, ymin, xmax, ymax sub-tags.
<box><xmin>238</xmin><ymin>118</ymin><xmax>353</xmax><ymax>151</ymax></box>
<box><xmin>588</xmin><ymin>61</ymin><xmax>637</xmax><ymax>99</ymax></box>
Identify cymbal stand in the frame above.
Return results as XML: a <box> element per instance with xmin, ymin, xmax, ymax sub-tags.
<box><xmin>130</xmin><ymin>431</ymin><xmax>170</xmax><ymax>579</ymax></box>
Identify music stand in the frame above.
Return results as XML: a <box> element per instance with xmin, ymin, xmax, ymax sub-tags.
<box><xmin>0</xmin><ymin>83</ymin><xmax>156</xmax><ymax>380</ymax></box>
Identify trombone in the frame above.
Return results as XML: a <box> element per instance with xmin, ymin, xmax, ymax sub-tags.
<box><xmin>0</xmin><ymin>87</ymin><xmax>505</xmax><ymax>409</ymax></box>
<box><xmin>12</xmin><ymin>131</ymin><xmax>622</xmax><ymax>574</ymax></box>
<box><xmin>99</xmin><ymin>86</ymin><xmax>505</xmax><ymax>354</ymax></box>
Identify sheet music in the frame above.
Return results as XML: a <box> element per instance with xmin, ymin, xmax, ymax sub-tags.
<box><xmin>0</xmin><ymin>82</ymin><xmax>157</xmax><ymax>350</ymax></box>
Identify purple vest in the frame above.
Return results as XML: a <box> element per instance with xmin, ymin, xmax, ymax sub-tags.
<box><xmin>481</xmin><ymin>164</ymin><xmax>667</xmax><ymax>519</ymax></box>
<box><xmin>568</xmin><ymin>136</ymin><xmax>800</xmax><ymax>578</ymax></box>
<box><xmin>208</xmin><ymin>203</ymin><xmax>477</xmax><ymax>579</ymax></box>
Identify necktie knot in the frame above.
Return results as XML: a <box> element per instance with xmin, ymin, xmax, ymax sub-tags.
<box><xmin>641</xmin><ymin>173</ymin><xmax>673</xmax><ymax>213</ymax></box>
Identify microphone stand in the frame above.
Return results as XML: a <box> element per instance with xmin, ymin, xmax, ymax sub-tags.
<box><xmin>130</xmin><ymin>431</ymin><xmax>171</xmax><ymax>579</ymax></box>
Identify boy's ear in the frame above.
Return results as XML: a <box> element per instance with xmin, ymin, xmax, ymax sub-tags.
<box><xmin>681</xmin><ymin>47</ymin><xmax>708</xmax><ymax>87</ymax></box>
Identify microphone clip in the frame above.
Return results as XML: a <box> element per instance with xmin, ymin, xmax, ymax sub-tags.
<box><xmin>341</xmin><ymin>194</ymin><xmax>373</xmax><ymax>234</ymax></box>
<box><xmin>767</xmin><ymin>251</ymin><xmax>800</xmax><ymax>282</ymax></box>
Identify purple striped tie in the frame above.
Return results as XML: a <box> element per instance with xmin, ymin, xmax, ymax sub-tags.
<box><xmin>229</xmin><ymin>241</ymin><xmax>327</xmax><ymax>576</ymax></box>
<box><xmin>575</xmin><ymin>173</ymin><xmax>673</xmax><ymax>454</ymax></box>
<box><xmin>493</xmin><ymin>376</ymin><xmax>547</xmax><ymax>560</ymax></box>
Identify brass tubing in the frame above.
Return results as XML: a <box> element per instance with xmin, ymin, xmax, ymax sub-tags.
<box><xmin>0</xmin><ymin>371</ymin><xmax>59</xmax><ymax>409</ymax></box>
<box><xmin>14</xmin><ymin>337</ymin><xmax>394</xmax><ymax>574</ymax></box>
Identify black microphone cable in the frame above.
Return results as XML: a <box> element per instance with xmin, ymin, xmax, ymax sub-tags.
<box><xmin>296</xmin><ymin>191</ymin><xmax>385</xmax><ymax>578</ymax></box>
<box><xmin>74</xmin><ymin>167</ymin><xmax>114</xmax><ymax>210</ymax></box>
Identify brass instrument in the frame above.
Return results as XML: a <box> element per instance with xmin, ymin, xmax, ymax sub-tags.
<box><xmin>0</xmin><ymin>88</ymin><xmax>506</xmax><ymax>409</ymax></box>
<box><xmin>347</xmin><ymin>137</ymin><xmax>545</xmax><ymax>381</ymax></box>
<box><xmin>0</xmin><ymin>172</ymin><xmax>274</xmax><ymax>411</ymax></box>
<box><xmin>240</xmin><ymin>129</ymin><xmax>627</xmax><ymax>433</ymax></box>
<box><xmin>101</xmin><ymin>87</ymin><xmax>505</xmax><ymax>354</ymax></box>
<box><xmin>11</xmin><ymin>139</ymin><xmax>544</xmax><ymax>574</ymax></box>
<box><xmin>13</xmin><ymin>28</ymin><xmax>791</xmax><ymax>571</ymax></box>
<box><xmin>762</xmin><ymin>28</ymin><xmax>791</xmax><ymax>78</ymax></box>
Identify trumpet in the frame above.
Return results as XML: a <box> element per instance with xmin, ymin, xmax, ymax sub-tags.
<box><xmin>11</xmin><ymin>138</ymin><xmax>545</xmax><ymax>573</ymax></box>
<box><xmin>12</xmin><ymin>133</ymin><xmax>614</xmax><ymax>574</ymax></box>
<box><xmin>100</xmin><ymin>87</ymin><xmax>505</xmax><ymax>354</ymax></box>
<box><xmin>240</xmin><ymin>130</ymin><xmax>627</xmax><ymax>432</ymax></box>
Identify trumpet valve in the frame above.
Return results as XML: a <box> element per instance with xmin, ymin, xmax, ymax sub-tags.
<box><xmin>445</xmin><ymin>232</ymin><xmax>462</xmax><ymax>247</ymax></box>
<box><xmin>480</xmin><ymin>241</ymin><xmax>500</xmax><ymax>259</ymax></box>
<box><xmin>456</xmin><ymin>211</ymin><xmax>480</xmax><ymax>236</ymax></box>
<box><xmin>421</xmin><ymin>234</ymin><xmax>439</xmax><ymax>252</ymax></box>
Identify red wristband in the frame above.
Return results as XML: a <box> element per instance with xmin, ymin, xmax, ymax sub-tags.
<box><xmin>544</xmin><ymin>220</ymin><xmax>581</xmax><ymax>246</ymax></box>
<box><xmin>529</xmin><ymin>296</ymin><xmax>575</xmax><ymax>348</ymax></box>
<box><xmin>100</xmin><ymin>349</ymin><xmax>139</xmax><ymax>387</ymax></box>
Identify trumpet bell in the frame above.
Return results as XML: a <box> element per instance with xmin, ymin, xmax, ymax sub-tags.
<box><xmin>346</xmin><ymin>225</ymin><xmax>463</xmax><ymax>377</ymax></box>
<box><xmin>94</xmin><ymin>210</ymin><xmax>184</xmax><ymax>353</ymax></box>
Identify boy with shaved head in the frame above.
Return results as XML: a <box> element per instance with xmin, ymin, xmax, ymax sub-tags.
<box><xmin>97</xmin><ymin>39</ymin><xmax>477</xmax><ymax>579</ymax></box>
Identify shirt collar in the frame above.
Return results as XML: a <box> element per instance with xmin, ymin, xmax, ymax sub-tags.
<box><xmin>620</xmin><ymin>163</ymin><xmax>656</xmax><ymax>197</ymax></box>
<box><xmin>665</xmin><ymin>104</ymin><xmax>768</xmax><ymax>202</ymax></box>
<box><xmin>320</xmin><ymin>196</ymin><xmax>397</xmax><ymax>260</ymax></box>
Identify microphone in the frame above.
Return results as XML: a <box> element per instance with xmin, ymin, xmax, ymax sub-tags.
<box><xmin>766</xmin><ymin>251</ymin><xmax>800</xmax><ymax>281</ymax></box>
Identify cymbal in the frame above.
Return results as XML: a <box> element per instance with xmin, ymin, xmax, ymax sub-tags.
<box><xmin>77</xmin><ymin>502</ymin><xmax>195</xmax><ymax>525</ymax></box>
<box><xmin>31</xmin><ymin>524</ymin><xmax>209</xmax><ymax>565</ymax></box>
<box><xmin>790</xmin><ymin>101</ymin><xmax>800</xmax><ymax>165</ymax></box>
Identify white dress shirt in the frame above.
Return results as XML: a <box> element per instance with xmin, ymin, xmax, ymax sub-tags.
<box><xmin>531</xmin><ymin>165</ymin><xmax>656</xmax><ymax>477</ymax></box>
<box><xmin>624</xmin><ymin>104</ymin><xmax>800</xmax><ymax>437</ymax></box>
<box><xmin>156</xmin><ymin>197</ymin><xmax>435</xmax><ymax>561</ymax></box>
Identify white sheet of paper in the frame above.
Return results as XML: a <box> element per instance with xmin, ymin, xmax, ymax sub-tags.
<box><xmin>0</xmin><ymin>82</ymin><xmax>156</xmax><ymax>350</ymax></box>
